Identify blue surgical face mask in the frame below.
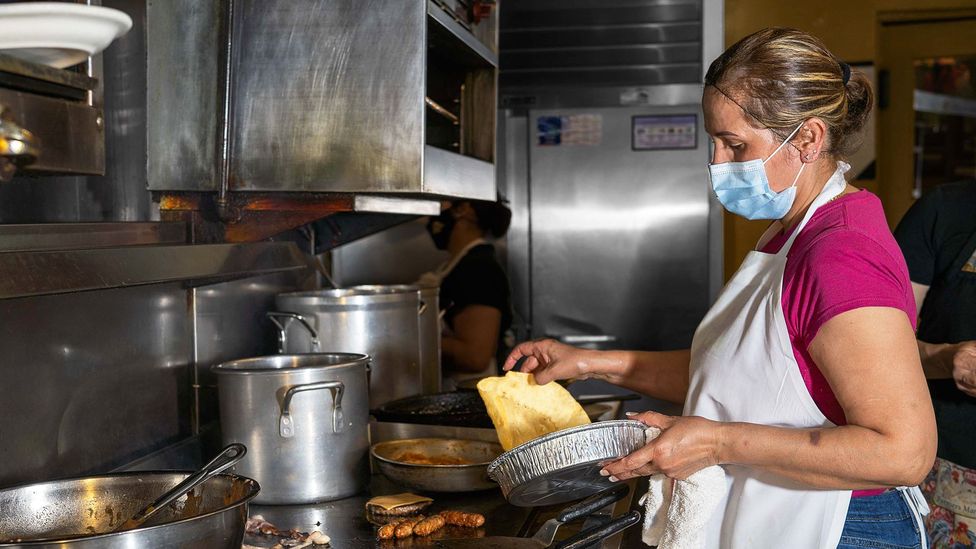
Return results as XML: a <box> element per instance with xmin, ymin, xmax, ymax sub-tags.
<box><xmin>708</xmin><ymin>123</ymin><xmax>805</xmax><ymax>220</ymax></box>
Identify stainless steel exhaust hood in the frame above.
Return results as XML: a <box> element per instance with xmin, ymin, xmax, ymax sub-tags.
<box><xmin>148</xmin><ymin>0</ymin><xmax>498</xmax><ymax>201</ymax></box>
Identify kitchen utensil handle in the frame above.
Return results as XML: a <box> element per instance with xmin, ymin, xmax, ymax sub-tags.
<box><xmin>279</xmin><ymin>380</ymin><xmax>345</xmax><ymax>437</ymax></box>
<box><xmin>119</xmin><ymin>443</ymin><xmax>246</xmax><ymax>530</ymax></box>
<box><xmin>557</xmin><ymin>483</ymin><xmax>630</xmax><ymax>523</ymax></box>
<box><xmin>266</xmin><ymin>311</ymin><xmax>319</xmax><ymax>353</ymax></box>
<box><xmin>552</xmin><ymin>510</ymin><xmax>641</xmax><ymax>549</ymax></box>
<box><xmin>574</xmin><ymin>393</ymin><xmax>641</xmax><ymax>406</ymax></box>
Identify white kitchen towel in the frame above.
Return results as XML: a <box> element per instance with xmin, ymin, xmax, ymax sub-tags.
<box><xmin>640</xmin><ymin>427</ymin><xmax>726</xmax><ymax>548</ymax></box>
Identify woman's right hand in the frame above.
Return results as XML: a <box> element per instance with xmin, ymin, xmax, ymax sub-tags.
<box><xmin>502</xmin><ymin>338</ymin><xmax>596</xmax><ymax>385</ymax></box>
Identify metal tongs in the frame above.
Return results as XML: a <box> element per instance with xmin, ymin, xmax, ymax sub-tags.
<box><xmin>110</xmin><ymin>443</ymin><xmax>247</xmax><ymax>533</ymax></box>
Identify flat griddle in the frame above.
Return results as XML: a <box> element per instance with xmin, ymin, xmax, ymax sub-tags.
<box><xmin>370</xmin><ymin>391</ymin><xmax>640</xmax><ymax>429</ymax></box>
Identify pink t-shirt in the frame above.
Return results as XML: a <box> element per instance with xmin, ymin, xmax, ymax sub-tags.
<box><xmin>760</xmin><ymin>190</ymin><xmax>916</xmax><ymax>496</ymax></box>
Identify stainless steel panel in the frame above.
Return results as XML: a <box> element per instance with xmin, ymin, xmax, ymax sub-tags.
<box><xmin>330</xmin><ymin>218</ymin><xmax>449</xmax><ymax>288</ymax></box>
<box><xmin>502</xmin><ymin>83</ymin><xmax>704</xmax><ymax>110</ymax></box>
<box><xmin>0</xmin><ymin>222</ymin><xmax>185</xmax><ymax>252</ymax></box>
<box><xmin>424</xmin><ymin>145</ymin><xmax>496</xmax><ymax>199</ymax></box>
<box><xmin>503</xmin><ymin>64</ymin><xmax>701</xmax><ymax>88</ymax></box>
<box><xmin>0</xmin><ymin>241</ymin><xmax>307</xmax><ymax>299</ymax></box>
<box><xmin>501</xmin><ymin>21</ymin><xmax>701</xmax><ymax>49</ymax></box>
<box><xmin>353</xmin><ymin>195</ymin><xmax>440</xmax><ymax>216</ymax></box>
<box><xmin>497</xmin><ymin>112</ymin><xmax>531</xmax><ymax>338</ymax></box>
<box><xmin>528</xmin><ymin>105</ymin><xmax>710</xmax><ymax>351</ymax></box>
<box><xmin>147</xmin><ymin>0</ymin><xmax>220</xmax><ymax>192</ymax></box>
<box><xmin>0</xmin><ymin>283</ymin><xmax>193</xmax><ymax>488</ymax></box>
<box><xmin>0</xmin><ymin>89</ymin><xmax>103</xmax><ymax>175</ymax></box>
<box><xmin>499</xmin><ymin>0</ymin><xmax>702</xmax><ymax>90</ymax></box>
<box><xmin>503</xmin><ymin>43</ymin><xmax>700</xmax><ymax>70</ymax></box>
<box><xmin>192</xmin><ymin>271</ymin><xmax>312</xmax><ymax>429</ymax></box>
<box><xmin>702</xmin><ymin>0</ymin><xmax>723</xmax><ymax>300</ymax></box>
<box><xmin>230</xmin><ymin>1</ymin><xmax>425</xmax><ymax>193</ymax></box>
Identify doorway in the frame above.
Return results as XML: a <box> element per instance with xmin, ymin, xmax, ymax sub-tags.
<box><xmin>877</xmin><ymin>14</ymin><xmax>976</xmax><ymax>226</ymax></box>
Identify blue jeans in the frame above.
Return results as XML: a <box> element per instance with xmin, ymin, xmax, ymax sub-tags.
<box><xmin>838</xmin><ymin>490</ymin><xmax>925</xmax><ymax>549</ymax></box>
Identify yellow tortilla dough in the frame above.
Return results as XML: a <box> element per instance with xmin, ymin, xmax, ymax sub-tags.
<box><xmin>477</xmin><ymin>371</ymin><xmax>590</xmax><ymax>451</ymax></box>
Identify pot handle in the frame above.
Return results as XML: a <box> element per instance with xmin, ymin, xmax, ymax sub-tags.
<box><xmin>267</xmin><ymin>311</ymin><xmax>319</xmax><ymax>353</ymax></box>
<box><xmin>418</xmin><ymin>299</ymin><xmax>428</xmax><ymax>316</ymax></box>
<box><xmin>279</xmin><ymin>380</ymin><xmax>345</xmax><ymax>437</ymax></box>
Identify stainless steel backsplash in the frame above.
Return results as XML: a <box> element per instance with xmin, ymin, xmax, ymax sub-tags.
<box><xmin>0</xmin><ymin>271</ymin><xmax>305</xmax><ymax>488</ymax></box>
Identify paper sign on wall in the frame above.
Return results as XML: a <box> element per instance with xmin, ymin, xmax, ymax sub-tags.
<box><xmin>537</xmin><ymin>114</ymin><xmax>603</xmax><ymax>146</ymax></box>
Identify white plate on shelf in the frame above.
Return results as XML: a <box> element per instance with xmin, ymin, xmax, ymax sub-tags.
<box><xmin>0</xmin><ymin>2</ymin><xmax>132</xmax><ymax>69</ymax></box>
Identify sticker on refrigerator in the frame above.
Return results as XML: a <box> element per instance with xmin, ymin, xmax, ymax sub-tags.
<box><xmin>537</xmin><ymin>116</ymin><xmax>562</xmax><ymax>146</ymax></box>
<box><xmin>537</xmin><ymin>114</ymin><xmax>603</xmax><ymax>146</ymax></box>
<box><xmin>632</xmin><ymin>114</ymin><xmax>697</xmax><ymax>151</ymax></box>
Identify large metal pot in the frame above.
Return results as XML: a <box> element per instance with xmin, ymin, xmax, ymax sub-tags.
<box><xmin>0</xmin><ymin>471</ymin><xmax>258</xmax><ymax>548</ymax></box>
<box><xmin>212</xmin><ymin>353</ymin><xmax>370</xmax><ymax>504</ymax></box>
<box><xmin>268</xmin><ymin>286</ymin><xmax>435</xmax><ymax>406</ymax></box>
<box><xmin>354</xmin><ymin>284</ymin><xmax>441</xmax><ymax>395</ymax></box>
<box><xmin>417</xmin><ymin>285</ymin><xmax>442</xmax><ymax>394</ymax></box>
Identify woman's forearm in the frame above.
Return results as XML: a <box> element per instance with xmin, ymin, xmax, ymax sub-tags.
<box><xmin>583</xmin><ymin>349</ymin><xmax>690</xmax><ymax>404</ymax></box>
<box><xmin>918</xmin><ymin>339</ymin><xmax>956</xmax><ymax>378</ymax></box>
<box><xmin>718</xmin><ymin>421</ymin><xmax>932</xmax><ymax>489</ymax></box>
<box><xmin>442</xmin><ymin>336</ymin><xmax>487</xmax><ymax>373</ymax></box>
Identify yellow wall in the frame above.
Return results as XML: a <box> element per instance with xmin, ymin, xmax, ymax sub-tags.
<box><xmin>721</xmin><ymin>0</ymin><xmax>976</xmax><ymax>280</ymax></box>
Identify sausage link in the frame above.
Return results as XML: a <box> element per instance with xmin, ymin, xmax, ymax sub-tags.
<box><xmin>394</xmin><ymin>515</ymin><xmax>426</xmax><ymax>538</ymax></box>
<box><xmin>413</xmin><ymin>515</ymin><xmax>446</xmax><ymax>536</ymax></box>
<box><xmin>376</xmin><ymin>520</ymin><xmax>401</xmax><ymax>540</ymax></box>
<box><xmin>439</xmin><ymin>510</ymin><xmax>486</xmax><ymax>528</ymax></box>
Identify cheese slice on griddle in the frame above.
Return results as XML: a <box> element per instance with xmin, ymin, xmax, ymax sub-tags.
<box><xmin>477</xmin><ymin>371</ymin><xmax>590</xmax><ymax>451</ymax></box>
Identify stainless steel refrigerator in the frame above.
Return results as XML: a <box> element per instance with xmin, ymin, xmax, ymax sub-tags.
<box><xmin>500</xmin><ymin>98</ymin><xmax>718</xmax><ymax>354</ymax></box>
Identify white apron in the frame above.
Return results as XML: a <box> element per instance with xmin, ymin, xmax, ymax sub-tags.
<box><xmin>686</xmin><ymin>164</ymin><xmax>859</xmax><ymax>548</ymax></box>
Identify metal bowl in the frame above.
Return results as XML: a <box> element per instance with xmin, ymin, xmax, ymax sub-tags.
<box><xmin>371</xmin><ymin>438</ymin><xmax>503</xmax><ymax>492</ymax></box>
<box><xmin>487</xmin><ymin>420</ymin><xmax>647</xmax><ymax>507</ymax></box>
<box><xmin>0</xmin><ymin>471</ymin><xmax>259</xmax><ymax>548</ymax></box>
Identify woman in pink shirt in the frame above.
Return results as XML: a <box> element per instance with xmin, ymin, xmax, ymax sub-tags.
<box><xmin>505</xmin><ymin>28</ymin><xmax>936</xmax><ymax>549</ymax></box>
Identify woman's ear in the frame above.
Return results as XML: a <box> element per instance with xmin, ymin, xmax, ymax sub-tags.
<box><xmin>453</xmin><ymin>201</ymin><xmax>476</xmax><ymax>221</ymax></box>
<box><xmin>797</xmin><ymin>118</ymin><xmax>828</xmax><ymax>163</ymax></box>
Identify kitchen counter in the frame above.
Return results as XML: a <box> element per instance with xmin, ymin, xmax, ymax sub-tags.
<box><xmin>242</xmin><ymin>474</ymin><xmax>648</xmax><ymax>548</ymax></box>
<box><xmin>243</xmin><ymin>474</ymin><xmax>531</xmax><ymax>548</ymax></box>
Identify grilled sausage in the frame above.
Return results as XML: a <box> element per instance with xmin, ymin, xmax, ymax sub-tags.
<box><xmin>395</xmin><ymin>515</ymin><xmax>426</xmax><ymax>538</ymax></box>
<box><xmin>413</xmin><ymin>515</ymin><xmax>446</xmax><ymax>536</ymax></box>
<box><xmin>376</xmin><ymin>520</ymin><xmax>401</xmax><ymax>540</ymax></box>
<box><xmin>439</xmin><ymin>510</ymin><xmax>485</xmax><ymax>528</ymax></box>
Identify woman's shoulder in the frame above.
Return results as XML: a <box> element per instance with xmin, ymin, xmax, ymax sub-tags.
<box><xmin>796</xmin><ymin>191</ymin><xmax>895</xmax><ymax>252</ymax></box>
<box><xmin>791</xmin><ymin>190</ymin><xmax>908</xmax><ymax>278</ymax></box>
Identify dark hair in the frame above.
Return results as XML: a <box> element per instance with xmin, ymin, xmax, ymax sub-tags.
<box><xmin>704</xmin><ymin>27</ymin><xmax>873</xmax><ymax>159</ymax></box>
<box><xmin>468</xmin><ymin>199</ymin><xmax>511</xmax><ymax>238</ymax></box>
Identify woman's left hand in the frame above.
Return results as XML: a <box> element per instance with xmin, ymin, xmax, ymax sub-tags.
<box><xmin>600</xmin><ymin>411</ymin><xmax>725</xmax><ymax>481</ymax></box>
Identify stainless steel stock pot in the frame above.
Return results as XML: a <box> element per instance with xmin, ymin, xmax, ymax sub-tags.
<box><xmin>212</xmin><ymin>353</ymin><xmax>370</xmax><ymax>504</ymax></box>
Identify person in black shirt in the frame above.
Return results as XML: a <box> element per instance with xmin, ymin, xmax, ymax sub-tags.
<box><xmin>417</xmin><ymin>199</ymin><xmax>513</xmax><ymax>387</ymax></box>
<box><xmin>893</xmin><ymin>179</ymin><xmax>976</xmax><ymax>547</ymax></box>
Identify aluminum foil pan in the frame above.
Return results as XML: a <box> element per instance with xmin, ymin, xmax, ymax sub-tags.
<box><xmin>486</xmin><ymin>420</ymin><xmax>647</xmax><ymax>507</ymax></box>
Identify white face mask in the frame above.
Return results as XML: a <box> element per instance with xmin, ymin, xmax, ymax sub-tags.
<box><xmin>708</xmin><ymin>122</ymin><xmax>805</xmax><ymax>220</ymax></box>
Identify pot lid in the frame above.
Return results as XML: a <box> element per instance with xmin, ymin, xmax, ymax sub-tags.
<box><xmin>211</xmin><ymin>353</ymin><xmax>369</xmax><ymax>374</ymax></box>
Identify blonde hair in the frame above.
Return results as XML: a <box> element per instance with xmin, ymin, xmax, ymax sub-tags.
<box><xmin>704</xmin><ymin>27</ymin><xmax>873</xmax><ymax>159</ymax></box>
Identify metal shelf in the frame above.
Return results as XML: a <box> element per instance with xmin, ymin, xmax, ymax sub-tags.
<box><xmin>0</xmin><ymin>240</ymin><xmax>308</xmax><ymax>300</ymax></box>
<box><xmin>0</xmin><ymin>222</ymin><xmax>186</xmax><ymax>253</ymax></box>
<box><xmin>427</xmin><ymin>0</ymin><xmax>498</xmax><ymax>68</ymax></box>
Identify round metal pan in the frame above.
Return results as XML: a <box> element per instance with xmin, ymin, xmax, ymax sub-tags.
<box><xmin>487</xmin><ymin>420</ymin><xmax>647</xmax><ymax>507</ymax></box>
<box><xmin>0</xmin><ymin>471</ymin><xmax>259</xmax><ymax>548</ymax></box>
<box><xmin>371</xmin><ymin>438</ymin><xmax>503</xmax><ymax>492</ymax></box>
